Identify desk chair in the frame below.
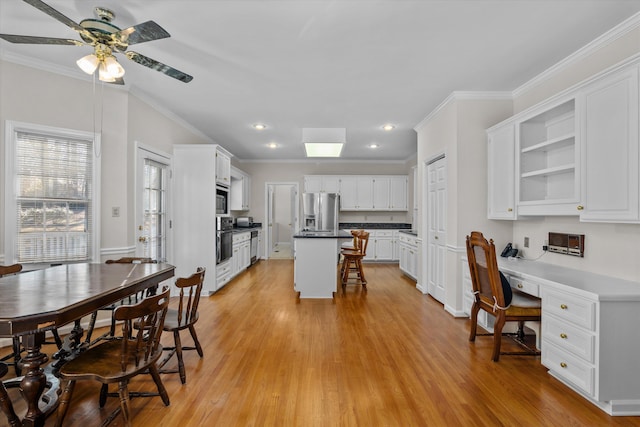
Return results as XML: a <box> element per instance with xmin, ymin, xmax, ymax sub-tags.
<box><xmin>84</xmin><ymin>257</ymin><xmax>157</xmax><ymax>345</ymax></box>
<box><xmin>466</xmin><ymin>231</ymin><xmax>541</xmax><ymax>361</ymax></box>
<box><xmin>0</xmin><ymin>362</ymin><xmax>19</xmax><ymax>427</ymax></box>
<box><xmin>340</xmin><ymin>230</ymin><xmax>370</xmax><ymax>290</ymax></box>
<box><xmin>158</xmin><ymin>267</ymin><xmax>205</xmax><ymax>384</ymax></box>
<box><xmin>0</xmin><ymin>264</ymin><xmax>62</xmax><ymax>375</ymax></box>
<box><xmin>55</xmin><ymin>288</ymin><xmax>171</xmax><ymax>427</ymax></box>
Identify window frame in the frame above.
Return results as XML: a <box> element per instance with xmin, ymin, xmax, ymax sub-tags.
<box><xmin>4</xmin><ymin>120</ymin><xmax>101</xmax><ymax>266</ymax></box>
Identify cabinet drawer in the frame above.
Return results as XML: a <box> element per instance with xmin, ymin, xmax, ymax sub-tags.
<box><xmin>216</xmin><ymin>261</ymin><xmax>231</xmax><ymax>278</ymax></box>
<box><xmin>542</xmin><ymin>288</ymin><xmax>596</xmax><ymax>331</ymax></box>
<box><xmin>375</xmin><ymin>230</ymin><xmax>394</xmax><ymax>237</ymax></box>
<box><xmin>509</xmin><ymin>277</ymin><xmax>539</xmax><ymax>297</ymax></box>
<box><xmin>543</xmin><ymin>314</ymin><xmax>595</xmax><ymax>363</ymax></box>
<box><xmin>542</xmin><ymin>341</ymin><xmax>595</xmax><ymax>396</ymax></box>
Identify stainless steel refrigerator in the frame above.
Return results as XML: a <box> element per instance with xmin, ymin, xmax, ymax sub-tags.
<box><xmin>302</xmin><ymin>192</ymin><xmax>339</xmax><ymax>232</ymax></box>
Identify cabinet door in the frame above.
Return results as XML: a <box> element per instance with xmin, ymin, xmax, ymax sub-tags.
<box><xmin>339</xmin><ymin>177</ymin><xmax>358</xmax><ymax>210</ymax></box>
<box><xmin>215</xmin><ymin>150</ymin><xmax>231</xmax><ymax>187</ymax></box>
<box><xmin>304</xmin><ymin>176</ymin><xmax>323</xmax><ymax>193</ymax></box>
<box><xmin>487</xmin><ymin>124</ymin><xmax>516</xmax><ymax>219</ymax></box>
<box><xmin>323</xmin><ymin>176</ymin><xmax>341</xmax><ymax>193</ymax></box>
<box><xmin>374</xmin><ymin>238</ymin><xmax>394</xmax><ymax>260</ymax></box>
<box><xmin>242</xmin><ymin>173</ymin><xmax>251</xmax><ymax>210</ymax></box>
<box><xmin>356</xmin><ymin>177</ymin><xmax>374</xmax><ymax>209</ymax></box>
<box><xmin>372</xmin><ymin>177</ymin><xmax>390</xmax><ymax>210</ymax></box>
<box><xmin>580</xmin><ymin>66</ymin><xmax>639</xmax><ymax>222</ymax></box>
<box><xmin>389</xmin><ymin>176</ymin><xmax>408</xmax><ymax>210</ymax></box>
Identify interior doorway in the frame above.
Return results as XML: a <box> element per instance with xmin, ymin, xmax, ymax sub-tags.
<box><xmin>265</xmin><ymin>182</ymin><xmax>299</xmax><ymax>259</ymax></box>
<box><xmin>424</xmin><ymin>154</ymin><xmax>447</xmax><ymax>303</ymax></box>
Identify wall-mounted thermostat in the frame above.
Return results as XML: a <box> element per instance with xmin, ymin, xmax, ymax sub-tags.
<box><xmin>548</xmin><ymin>232</ymin><xmax>585</xmax><ymax>257</ymax></box>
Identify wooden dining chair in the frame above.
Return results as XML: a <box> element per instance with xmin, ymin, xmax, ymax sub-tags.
<box><xmin>84</xmin><ymin>257</ymin><xmax>157</xmax><ymax>345</ymax></box>
<box><xmin>466</xmin><ymin>231</ymin><xmax>541</xmax><ymax>361</ymax></box>
<box><xmin>157</xmin><ymin>267</ymin><xmax>206</xmax><ymax>384</ymax></box>
<box><xmin>340</xmin><ymin>230</ymin><xmax>370</xmax><ymax>290</ymax></box>
<box><xmin>0</xmin><ymin>264</ymin><xmax>62</xmax><ymax>375</ymax></box>
<box><xmin>0</xmin><ymin>362</ymin><xmax>20</xmax><ymax>427</ymax></box>
<box><xmin>55</xmin><ymin>288</ymin><xmax>171</xmax><ymax>427</ymax></box>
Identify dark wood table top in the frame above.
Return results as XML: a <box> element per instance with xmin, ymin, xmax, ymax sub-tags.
<box><xmin>0</xmin><ymin>262</ymin><xmax>175</xmax><ymax>337</ymax></box>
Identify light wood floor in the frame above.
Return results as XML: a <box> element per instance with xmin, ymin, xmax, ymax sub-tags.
<box><xmin>3</xmin><ymin>260</ymin><xmax>640</xmax><ymax>426</ymax></box>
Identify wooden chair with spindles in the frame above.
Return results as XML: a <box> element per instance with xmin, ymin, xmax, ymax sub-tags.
<box><xmin>340</xmin><ymin>230</ymin><xmax>370</xmax><ymax>290</ymax></box>
<box><xmin>157</xmin><ymin>267</ymin><xmax>206</xmax><ymax>384</ymax></box>
<box><xmin>55</xmin><ymin>288</ymin><xmax>171</xmax><ymax>427</ymax></box>
<box><xmin>84</xmin><ymin>257</ymin><xmax>157</xmax><ymax>345</ymax></box>
<box><xmin>466</xmin><ymin>231</ymin><xmax>541</xmax><ymax>361</ymax></box>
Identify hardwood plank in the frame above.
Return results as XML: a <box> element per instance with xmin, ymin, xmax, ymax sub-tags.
<box><xmin>1</xmin><ymin>260</ymin><xmax>639</xmax><ymax>426</ymax></box>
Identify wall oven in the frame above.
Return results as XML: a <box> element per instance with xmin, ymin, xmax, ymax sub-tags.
<box><xmin>216</xmin><ymin>216</ymin><xmax>233</xmax><ymax>264</ymax></box>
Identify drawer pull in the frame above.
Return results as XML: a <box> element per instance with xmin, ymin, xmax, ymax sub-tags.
<box><xmin>560</xmin><ymin>333</ymin><xmax>568</xmax><ymax>339</ymax></box>
<box><xmin>517</xmin><ymin>284</ymin><xmax>523</xmax><ymax>289</ymax></box>
<box><xmin>560</xmin><ymin>362</ymin><xmax>568</xmax><ymax>368</ymax></box>
<box><xmin>560</xmin><ymin>304</ymin><xmax>568</xmax><ymax>310</ymax></box>
<box><xmin>507</xmin><ymin>208</ymin><xmax>513</xmax><ymax>212</ymax></box>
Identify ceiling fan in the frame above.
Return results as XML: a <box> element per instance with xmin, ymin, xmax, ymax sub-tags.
<box><xmin>0</xmin><ymin>0</ymin><xmax>193</xmax><ymax>84</ymax></box>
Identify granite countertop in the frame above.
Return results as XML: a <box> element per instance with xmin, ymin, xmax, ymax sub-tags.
<box><xmin>339</xmin><ymin>222</ymin><xmax>412</xmax><ymax>230</ymax></box>
<box><xmin>294</xmin><ymin>230</ymin><xmax>352</xmax><ymax>239</ymax></box>
<box><xmin>232</xmin><ymin>224</ymin><xmax>262</xmax><ymax>233</ymax></box>
<box><xmin>398</xmin><ymin>229</ymin><xmax>418</xmax><ymax>236</ymax></box>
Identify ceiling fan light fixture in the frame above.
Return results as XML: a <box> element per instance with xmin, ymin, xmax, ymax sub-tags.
<box><xmin>76</xmin><ymin>54</ymin><xmax>100</xmax><ymax>75</ymax></box>
<box><xmin>98</xmin><ymin>62</ymin><xmax>116</xmax><ymax>82</ymax></box>
<box><xmin>104</xmin><ymin>55</ymin><xmax>125</xmax><ymax>78</ymax></box>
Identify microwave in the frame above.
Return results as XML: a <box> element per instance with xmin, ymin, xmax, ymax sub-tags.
<box><xmin>216</xmin><ymin>187</ymin><xmax>228</xmax><ymax>215</ymax></box>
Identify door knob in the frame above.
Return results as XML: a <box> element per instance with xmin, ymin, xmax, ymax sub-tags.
<box><xmin>138</xmin><ymin>236</ymin><xmax>148</xmax><ymax>243</ymax></box>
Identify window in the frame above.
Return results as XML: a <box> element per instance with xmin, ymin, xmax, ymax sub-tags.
<box><xmin>4</xmin><ymin>121</ymin><xmax>100</xmax><ymax>265</ymax></box>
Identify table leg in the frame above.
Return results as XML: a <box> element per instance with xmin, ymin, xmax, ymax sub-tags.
<box><xmin>19</xmin><ymin>332</ymin><xmax>48</xmax><ymax>427</ymax></box>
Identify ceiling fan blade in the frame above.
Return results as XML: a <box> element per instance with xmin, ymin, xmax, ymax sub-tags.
<box><xmin>125</xmin><ymin>51</ymin><xmax>193</xmax><ymax>83</ymax></box>
<box><xmin>113</xmin><ymin>21</ymin><xmax>170</xmax><ymax>46</ymax></box>
<box><xmin>23</xmin><ymin>0</ymin><xmax>95</xmax><ymax>42</ymax></box>
<box><xmin>0</xmin><ymin>34</ymin><xmax>84</xmax><ymax>45</ymax></box>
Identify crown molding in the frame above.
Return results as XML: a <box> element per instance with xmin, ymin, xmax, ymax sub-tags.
<box><xmin>414</xmin><ymin>91</ymin><xmax>512</xmax><ymax>131</ymax></box>
<box><xmin>238</xmin><ymin>157</ymin><xmax>410</xmax><ymax>164</ymax></box>
<box><xmin>513</xmin><ymin>11</ymin><xmax>640</xmax><ymax>98</ymax></box>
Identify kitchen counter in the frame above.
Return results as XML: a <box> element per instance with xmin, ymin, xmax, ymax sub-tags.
<box><xmin>398</xmin><ymin>229</ymin><xmax>418</xmax><ymax>236</ymax></box>
<box><xmin>340</xmin><ymin>222</ymin><xmax>412</xmax><ymax>230</ymax></box>
<box><xmin>293</xmin><ymin>231</ymin><xmax>351</xmax><ymax>298</ymax></box>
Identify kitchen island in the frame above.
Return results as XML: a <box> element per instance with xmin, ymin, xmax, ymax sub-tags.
<box><xmin>293</xmin><ymin>230</ymin><xmax>352</xmax><ymax>298</ymax></box>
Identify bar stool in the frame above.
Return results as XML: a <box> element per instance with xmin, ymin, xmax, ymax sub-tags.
<box><xmin>340</xmin><ymin>230</ymin><xmax>370</xmax><ymax>290</ymax></box>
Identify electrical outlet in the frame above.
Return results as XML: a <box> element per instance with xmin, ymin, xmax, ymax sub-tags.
<box><xmin>112</xmin><ymin>207</ymin><xmax>120</xmax><ymax>217</ymax></box>
<box><xmin>524</xmin><ymin>237</ymin><xmax>529</xmax><ymax>248</ymax></box>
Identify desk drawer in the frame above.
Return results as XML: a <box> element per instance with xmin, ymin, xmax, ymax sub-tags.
<box><xmin>543</xmin><ymin>315</ymin><xmax>595</xmax><ymax>363</ymax></box>
<box><xmin>542</xmin><ymin>341</ymin><xmax>595</xmax><ymax>396</ymax></box>
<box><xmin>542</xmin><ymin>288</ymin><xmax>596</xmax><ymax>331</ymax></box>
<box><xmin>509</xmin><ymin>277</ymin><xmax>539</xmax><ymax>297</ymax></box>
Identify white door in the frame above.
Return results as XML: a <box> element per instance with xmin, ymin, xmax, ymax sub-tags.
<box><xmin>426</xmin><ymin>156</ymin><xmax>446</xmax><ymax>303</ymax></box>
<box><xmin>135</xmin><ymin>146</ymin><xmax>171</xmax><ymax>262</ymax></box>
<box><xmin>290</xmin><ymin>185</ymin><xmax>298</xmax><ymax>249</ymax></box>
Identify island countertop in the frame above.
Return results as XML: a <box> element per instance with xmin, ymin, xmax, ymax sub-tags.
<box><xmin>293</xmin><ymin>230</ymin><xmax>352</xmax><ymax>239</ymax></box>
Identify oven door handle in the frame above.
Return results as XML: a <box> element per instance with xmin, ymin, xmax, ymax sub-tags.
<box><xmin>216</xmin><ymin>232</ymin><xmax>222</xmax><ymax>264</ymax></box>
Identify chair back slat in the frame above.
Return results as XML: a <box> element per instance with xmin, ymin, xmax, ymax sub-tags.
<box><xmin>114</xmin><ymin>288</ymin><xmax>170</xmax><ymax>372</ymax></box>
<box><xmin>174</xmin><ymin>268</ymin><xmax>205</xmax><ymax>326</ymax></box>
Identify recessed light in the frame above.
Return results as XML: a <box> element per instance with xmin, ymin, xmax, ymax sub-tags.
<box><xmin>267</xmin><ymin>142</ymin><xmax>278</xmax><ymax>149</ymax></box>
<box><xmin>253</xmin><ymin>123</ymin><xmax>267</xmax><ymax>130</ymax></box>
<box><xmin>369</xmin><ymin>143</ymin><xmax>379</xmax><ymax>149</ymax></box>
<box><xmin>382</xmin><ymin>124</ymin><xmax>395</xmax><ymax>131</ymax></box>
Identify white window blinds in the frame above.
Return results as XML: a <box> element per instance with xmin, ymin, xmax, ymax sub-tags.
<box><xmin>14</xmin><ymin>131</ymin><xmax>94</xmax><ymax>263</ymax></box>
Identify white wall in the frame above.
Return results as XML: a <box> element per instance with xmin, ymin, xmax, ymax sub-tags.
<box><xmin>0</xmin><ymin>60</ymin><xmax>210</xmax><ymax>262</ymax></box>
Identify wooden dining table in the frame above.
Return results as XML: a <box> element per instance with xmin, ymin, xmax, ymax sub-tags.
<box><xmin>0</xmin><ymin>262</ymin><xmax>175</xmax><ymax>427</ymax></box>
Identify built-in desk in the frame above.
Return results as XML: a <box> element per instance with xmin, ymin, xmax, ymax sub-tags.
<box><xmin>484</xmin><ymin>258</ymin><xmax>640</xmax><ymax>416</ymax></box>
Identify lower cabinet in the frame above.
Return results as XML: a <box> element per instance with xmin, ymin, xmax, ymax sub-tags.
<box><xmin>216</xmin><ymin>260</ymin><xmax>232</xmax><ymax>288</ymax></box>
<box><xmin>398</xmin><ymin>232</ymin><xmax>418</xmax><ymax>280</ymax></box>
<box><xmin>231</xmin><ymin>232</ymin><xmax>251</xmax><ymax>278</ymax></box>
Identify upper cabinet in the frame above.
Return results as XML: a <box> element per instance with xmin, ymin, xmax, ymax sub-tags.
<box><xmin>579</xmin><ymin>66</ymin><xmax>639</xmax><ymax>222</ymax></box>
<box><xmin>215</xmin><ymin>148</ymin><xmax>231</xmax><ymax>187</ymax></box>
<box><xmin>230</xmin><ymin>166</ymin><xmax>251</xmax><ymax>211</ymax></box>
<box><xmin>486</xmin><ymin>60</ymin><xmax>640</xmax><ymax>223</ymax></box>
<box><xmin>487</xmin><ymin>123</ymin><xmax>516</xmax><ymax>219</ymax></box>
<box><xmin>304</xmin><ymin>175</ymin><xmax>408</xmax><ymax>211</ymax></box>
<box><xmin>517</xmin><ymin>98</ymin><xmax>579</xmax><ymax>216</ymax></box>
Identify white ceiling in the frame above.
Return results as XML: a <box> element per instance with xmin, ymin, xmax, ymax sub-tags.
<box><xmin>1</xmin><ymin>1</ymin><xmax>640</xmax><ymax>162</ymax></box>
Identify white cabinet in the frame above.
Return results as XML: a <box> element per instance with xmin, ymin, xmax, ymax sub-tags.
<box><xmin>215</xmin><ymin>148</ymin><xmax>231</xmax><ymax>187</ymax></box>
<box><xmin>304</xmin><ymin>175</ymin><xmax>340</xmax><ymax>193</ymax></box>
<box><xmin>517</xmin><ymin>98</ymin><xmax>579</xmax><ymax>215</ymax></box>
<box><xmin>339</xmin><ymin>176</ymin><xmax>373</xmax><ymax>210</ymax></box>
<box><xmin>173</xmin><ymin>144</ymin><xmax>229</xmax><ymax>295</ymax></box>
<box><xmin>231</xmin><ymin>232</ymin><xmax>251</xmax><ymax>278</ymax></box>
<box><xmin>372</xmin><ymin>176</ymin><xmax>408</xmax><ymax>210</ymax></box>
<box><xmin>372</xmin><ymin>230</ymin><xmax>394</xmax><ymax>261</ymax></box>
<box><xmin>579</xmin><ymin>65</ymin><xmax>639</xmax><ymax>222</ymax></box>
<box><xmin>257</xmin><ymin>229</ymin><xmax>264</xmax><ymax>260</ymax></box>
<box><xmin>398</xmin><ymin>232</ymin><xmax>418</xmax><ymax>280</ymax></box>
<box><xmin>230</xmin><ymin>166</ymin><xmax>250</xmax><ymax>211</ymax></box>
<box><xmin>487</xmin><ymin>123</ymin><xmax>516</xmax><ymax>219</ymax></box>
